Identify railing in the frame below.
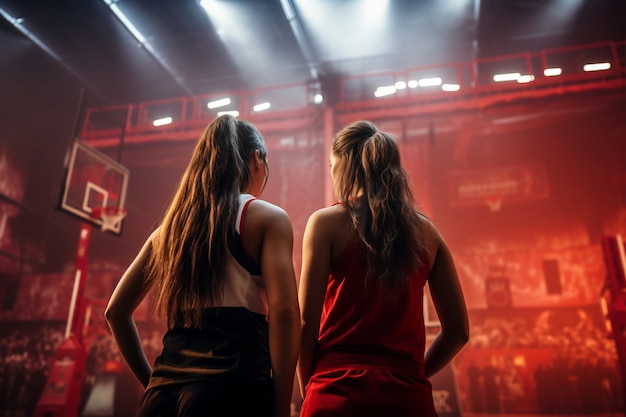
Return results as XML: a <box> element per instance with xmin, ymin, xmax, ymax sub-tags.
<box><xmin>81</xmin><ymin>40</ymin><xmax>626</xmax><ymax>147</ymax></box>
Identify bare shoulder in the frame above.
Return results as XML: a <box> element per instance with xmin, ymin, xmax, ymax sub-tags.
<box><xmin>241</xmin><ymin>199</ymin><xmax>293</xmax><ymax>264</ymax></box>
<box><xmin>416</xmin><ymin>212</ymin><xmax>439</xmax><ymax>240</ymax></box>
<box><xmin>305</xmin><ymin>204</ymin><xmax>352</xmax><ymax>258</ymax></box>
<box><xmin>246</xmin><ymin>199</ymin><xmax>293</xmax><ymax>231</ymax></box>
<box><xmin>309</xmin><ymin>204</ymin><xmax>346</xmax><ymax>223</ymax></box>
<box><xmin>416</xmin><ymin>212</ymin><xmax>445</xmax><ymax>267</ymax></box>
<box><xmin>149</xmin><ymin>226</ymin><xmax>161</xmax><ymax>242</ymax></box>
<box><xmin>248</xmin><ymin>198</ymin><xmax>289</xmax><ymax>217</ymax></box>
<box><xmin>306</xmin><ymin>204</ymin><xmax>348</xmax><ymax>234</ymax></box>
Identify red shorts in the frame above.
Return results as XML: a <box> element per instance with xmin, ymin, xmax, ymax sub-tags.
<box><xmin>301</xmin><ymin>354</ymin><xmax>436</xmax><ymax>417</ymax></box>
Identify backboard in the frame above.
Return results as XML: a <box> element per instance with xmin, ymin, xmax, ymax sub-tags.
<box><xmin>59</xmin><ymin>140</ymin><xmax>129</xmax><ymax>234</ymax></box>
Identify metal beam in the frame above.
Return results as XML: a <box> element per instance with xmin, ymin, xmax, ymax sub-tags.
<box><xmin>101</xmin><ymin>0</ymin><xmax>194</xmax><ymax>97</ymax></box>
<box><xmin>278</xmin><ymin>0</ymin><xmax>319</xmax><ymax>80</ymax></box>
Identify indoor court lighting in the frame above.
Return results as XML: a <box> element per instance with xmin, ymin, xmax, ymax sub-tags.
<box><xmin>493</xmin><ymin>72</ymin><xmax>521</xmax><ymax>82</ymax></box>
<box><xmin>583</xmin><ymin>62</ymin><xmax>611</xmax><ymax>72</ymax></box>
<box><xmin>442</xmin><ymin>83</ymin><xmax>460</xmax><ymax>92</ymax></box>
<box><xmin>103</xmin><ymin>0</ymin><xmax>192</xmax><ymax>95</ymax></box>
<box><xmin>279</xmin><ymin>0</ymin><xmax>296</xmax><ymax>20</ymax></box>
<box><xmin>280</xmin><ymin>137</ymin><xmax>295</xmax><ymax>146</ymax></box>
<box><xmin>418</xmin><ymin>77</ymin><xmax>442</xmax><ymax>87</ymax></box>
<box><xmin>544</xmin><ymin>67</ymin><xmax>562</xmax><ymax>76</ymax></box>
<box><xmin>0</xmin><ymin>8</ymin><xmax>64</xmax><ymax>66</ymax></box>
<box><xmin>253</xmin><ymin>102</ymin><xmax>271</xmax><ymax>112</ymax></box>
<box><xmin>199</xmin><ymin>0</ymin><xmax>229</xmax><ymax>35</ymax></box>
<box><xmin>199</xmin><ymin>0</ymin><xmax>217</xmax><ymax>12</ymax></box>
<box><xmin>313</xmin><ymin>94</ymin><xmax>323</xmax><ymax>104</ymax></box>
<box><xmin>363</xmin><ymin>0</ymin><xmax>391</xmax><ymax>22</ymax></box>
<box><xmin>217</xmin><ymin>110</ymin><xmax>239</xmax><ymax>117</ymax></box>
<box><xmin>407</xmin><ymin>80</ymin><xmax>418</xmax><ymax>88</ymax></box>
<box><xmin>153</xmin><ymin>117</ymin><xmax>173</xmax><ymax>127</ymax></box>
<box><xmin>103</xmin><ymin>0</ymin><xmax>146</xmax><ymax>43</ymax></box>
<box><xmin>207</xmin><ymin>97</ymin><xmax>231</xmax><ymax>109</ymax></box>
<box><xmin>517</xmin><ymin>74</ymin><xmax>535</xmax><ymax>83</ymax></box>
<box><xmin>394</xmin><ymin>81</ymin><xmax>407</xmax><ymax>89</ymax></box>
<box><xmin>374</xmin><ymin>86</ymin><xmax>396</xmax><ymax>97</ymax></box>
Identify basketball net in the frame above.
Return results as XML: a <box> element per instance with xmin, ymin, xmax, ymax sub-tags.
<box><xmin>92</xmin><ymin>206</ymin><xmax>127</xmax><ymax>232</ymax></box>
<box><xmin>485</xmin><ymin>195</ymin><xmax>503</xmax><ymax>212</ymax></box>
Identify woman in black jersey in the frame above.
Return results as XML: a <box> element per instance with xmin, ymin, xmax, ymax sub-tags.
<box><xmin>105</xmin><ymin>115</ymin><xmax>300</xmax><ymax>417</ymax></box>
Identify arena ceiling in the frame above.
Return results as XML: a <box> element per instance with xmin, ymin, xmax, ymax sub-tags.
<box><xmin>0</xmin><ymin>0</ymin><xmax>624</xmax><ymax>106</ymax></box>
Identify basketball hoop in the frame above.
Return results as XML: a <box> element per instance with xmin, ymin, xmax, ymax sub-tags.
<box><xmin>91</xmin><ymin>206</ymin><xmax>127</xmax><ymax>232</ymax></box>
<box><xmin>485</xmin><ymin>196</ymin><xmax>503</xmax><ymax>213</ymax></box>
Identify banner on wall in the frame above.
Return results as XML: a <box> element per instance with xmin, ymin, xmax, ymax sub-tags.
<box><xmin>447</xmin><ymin>164</ymin><xmax>550</xmax><ymax>208</ymax></box>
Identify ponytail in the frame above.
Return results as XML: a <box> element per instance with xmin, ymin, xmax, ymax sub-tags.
<box><xmin>147</xmin><ymin>115</ymin><xmax>248</xmax><ymax>329</ymax></box>
<box><xmin>333</xmin><ymin>121</ymin><xmax>426</xmax><ymax>296</ymax></box>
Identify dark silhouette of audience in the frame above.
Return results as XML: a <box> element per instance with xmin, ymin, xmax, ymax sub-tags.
<box><xmin>0</xmin><ymin>307</ymin><xmax>623</xmax><ymax>416</ymax></box>
<box><xmin>464</xmin><ymin>308</ymin><xmax>623</xmax><ymax>414</ymax></box>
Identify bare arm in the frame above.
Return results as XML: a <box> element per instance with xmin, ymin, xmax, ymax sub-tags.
<box><xmin>104</xmin><ymin>232</ymin><xmax>155</xmax><ymax>389</ymax></box>
<box><xmin>297</xmin><ymin>210</ymin><xmax>331</xmax><ymax>399</ymax></box>
<box><xmin>256</xmin><ymin>203</ymin><xmax>300</xmax><ymax>417</ymax></box>
<box><xmin>424</xmin><ymin>230</ymin><xmax>469</xmax><ymax>378</ymax></box>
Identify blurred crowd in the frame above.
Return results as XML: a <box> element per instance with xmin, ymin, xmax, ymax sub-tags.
<box><xmin>0</xmin><ymin>321</ymin><xmax>162</xmax><ymax>417</ymax></box>
<box><xmin>0</xmin><ymin>306</ymin><xmax>623</xmax><ymax>416</ymax></box>
<box><xmin>462</xmin><ymin>308</ymin><xmax>623</xmax><ymax>414</ymax></box>
<box><xmin>0</xmin><ymin>323</ymin><xmax>64</xmax><ymax>416</ymax></box>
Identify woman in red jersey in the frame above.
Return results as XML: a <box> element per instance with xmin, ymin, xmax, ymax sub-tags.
<box><xmin>297</xmin><ymin>120</ymin><xmax>469</xmax><ymax>417</ymax></box>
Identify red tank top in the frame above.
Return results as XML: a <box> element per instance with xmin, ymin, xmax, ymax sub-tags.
<box><xmin>315</xmin><ymin>236</ymin><xmax>429</xmax><ymax>374</ymax></box>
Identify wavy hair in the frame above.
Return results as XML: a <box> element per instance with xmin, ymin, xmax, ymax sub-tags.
<box><xmin>146</xmin><ymin>115</ymin><xmax>267</xmax><ymax>329</ymax></box>
<box><xmin>332</xmin><ymin>120</ymin><xmax>427</xmax><ymax>296</ymax></box>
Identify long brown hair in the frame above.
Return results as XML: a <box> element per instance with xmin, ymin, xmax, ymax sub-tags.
<box><xmin>332</xmin><ymin>120</ymin><xmax>427</xmax><ymax>295</ymax></box>
<box><xmin>146</xmin><ymin>115</ymin><xmax>267</xmax><ymax>329</ymax></box>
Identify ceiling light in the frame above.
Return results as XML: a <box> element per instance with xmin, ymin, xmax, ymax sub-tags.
<box><xmin>583</xmin><ymin>62</ymin><xmax>611</xmax><ymax>72</ymax></box>
<box><xmin>199</xmin><ymin>0</ymin><xmax>216</xmax><ymax>11</ymax></box>
<box><xmin>153</xmin><ymin>117</ymin><xmax>173</xmax><ymax>127</ymax></box>
<box><xmin>217</xmin><ymin>110</ymin><xmax>239</xmax><ymax>117</ymax></box>
<box><xmin>493</xmin><ymin>72</ymin><xmax>521</xmax><ymax>82</ymax></box>
<box><xmin>543</xmin><ymin>67</ymin><xmax>562</xmax><ymax>76</ymax></box>
<box><xmin>313</xmin><ymin>94</ymin><xmax>323</xmax><ymax>104</ymax></box>
<box><xmin>0</xmin><ymin>7</ymin><xmax>64</xmax><ymax>67</ymax></box>
<box><xmin>253</xmin><ymin>102</ymin><xmax>271</xmax><ymax>112</ymax></box>
<box><xmin>418</xmin><ymin>77</ymin><xmax>442</xmax><ymax>87</ymax></box>
<box><xmin>374</xmin><ymin>86</ymin><xmax>396</xmax><ymax>97</ymax></box>
<box><xmin>442</xmin><ymin>84</ymin><xmax>460</xmax><ymax>92</ymax></box>
<box><xmin>278</xmin><ymin>0</ymin><xmax>296</xmax><ymax>20</ymax></box>
<box><xmin>394</xmin><ymin>81</ymin><xmax>407</xmax><ymax>90</ymax></box>
<box><xmin>407</xmin><ymin>80</ymin><xmax>418</xmax><ymax>88</ymax></box>
<box><xmin>280</xmin><ymin>137</ymin><xmax>295</xmax><ymax>146</ymax></box>
<box><xmin>517</xmin><ymin>75</ymin><xmax>535</xmax><ymax>83</ymax></box>
<box><xmin>207</xmin><ymin>97</ymin><xmax>231</xmax><ymax>109</ymax></box>
<box><xmin>103</xmin><ymin>0</ymin><xmax>191</xmax><ymax>95</ymax></box>
<box><xmin>104</xmin><ymin>0</ymin><xmax>146</xmax><ymax>43</ymax></box>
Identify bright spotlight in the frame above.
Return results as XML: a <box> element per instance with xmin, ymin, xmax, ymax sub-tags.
<box><xmin>153</xmin><ymin>117</ymin><xmax>173</xmax><ymax>127</ymax></box>
<box><xmin>217</xmin><ymin>110</ymin><xmax>239</xmax><ymax>117</ymax></box>
<box><xmin>583</xmin><ymin>62</ymin><xmax>611</xmax><ymax>72</ymax></box>
<box><xmin>375</xmin><ymin>86</ymin><xmax>396</xmax><ymax>97</ymax></box>
<box><xmin>394</xmin><ymin>81</ymin><xmax>407</xmax><ymax>90</ymax></box>
<box><xmin>253</xmin><ymin>102</ymin><xmax>271</xmax><ymax>112</ymax></box>
<box><xmin>493</xmin><ymin>72</ymin><xmax>521</xmax><ymax>82</ymax></box>
<box><xmin>517</xmin><ymin>75</ymin><xmax>535</xmax><ymax>83</ymax></box>
<box><xmin>442</xmin><ymin>84</ymin><xmax>460</xmax><ymax>92</ymax></box>
<box><xmin>543</xmin><ymin>67</ymin><xmax>562</xmax><ymax>77</ymax></box>
<box><xmin>418</xmin><ymin>77</ymin><xmax>442</xmax><ymax>87</ymax></box>
<box><xmin>207</xmin><ymin>97</ymin><xmax>231</xmax><ymax>109</ymax></box>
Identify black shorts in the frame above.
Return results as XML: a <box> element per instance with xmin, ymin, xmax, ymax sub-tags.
<box><xmin>137</xmin><ymin>379</ymin><xmax>274</xmax><ymax>417</ymax></box>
